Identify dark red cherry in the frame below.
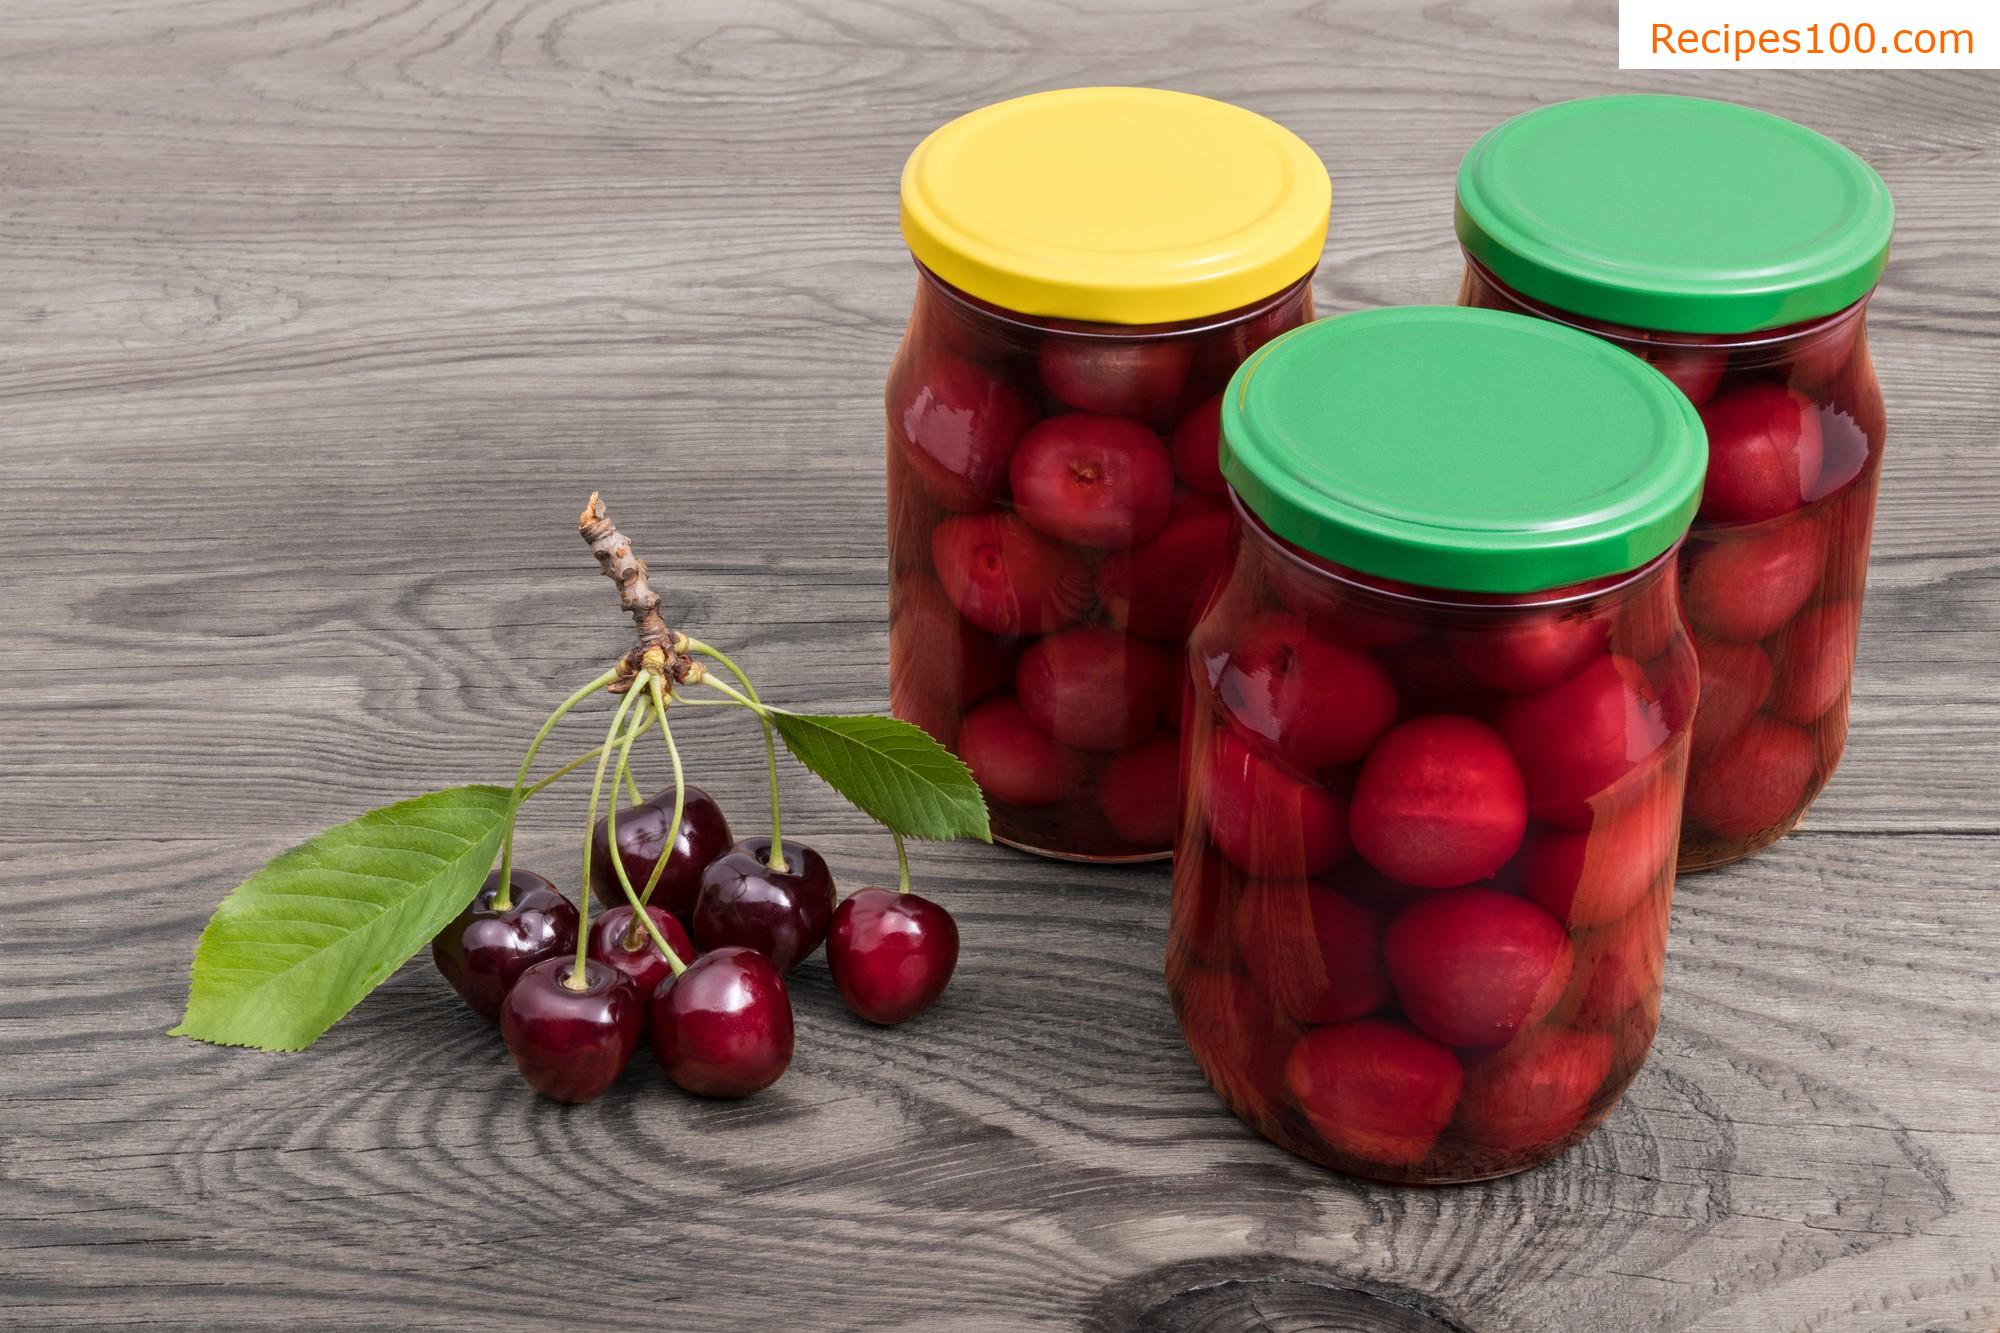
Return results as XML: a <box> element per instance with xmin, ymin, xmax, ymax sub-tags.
<box><xmin>1350</xmin><ymin>716</ymin><xmax>1526</xmax><ymax>889</ymax></box>
<box><xmin>1218</xmin><ymin>611</ymin><xmax>1399</xmax><ymax>768</ymax></box>
<box><xmin>1456</xmin><ymin>1026</ymin><xmax>1614</xmax><ymax>1154</ymax></box>
<box><xmin>587</xmin><ymin>785</ymin><xmax>732</xmax><ymax>917</ymax></box>
<box><xmin>1169</xmin><ymin>392</ymin><xmax>1227</xmax><ymax>493</ymax></box>
<box><xmin>1698</xmin><ymin>382</ymin><xmax>1825</xmax><ymax>523</ymax></box>
<box><xmin>432</xmin><ymin>868</ymin><xmax>579</xmax><ymax>1022</ymax></box>
<box><xmin>1096</xmin><ymin>491</ymin><xmax>1232</xmax><ymax>642</ymax></box>
<box><xmin>1232</xmin><ymin>878</ymin><xmax>1390</xmax><ymax>1025</ymax></box>
<box><xmin>1015</xmin><ymin>626</ymin><xmax>1174</xmax><ymax>752</ymax></box>
<box><xmin>1037</xmin><ymin>333</ymin><xmax>1190</xmax><ymax>418</ymax></box>
<box><xmin>1682</xmin><ymin>519</ymin><xmax>1824</xmax><ymax>644</ymax></box>
<box><xmin>827</xmin><ymin>888</ymin><xmax>960</xmax><ymax>1025</ymax></box>
<box><xmin>649</xmin><ymin>945</ymin><xmax>794</xmax><ymax>1098</ymax></box>
<box><xmin>955</xmin><ymin>695</ymin><xmax>1088</xmax><ymax>807</ymax></box>
<box><xmin>498</xmin><ymin>957</ymin><xmax>642</xmax><ymax>1104</ymax></box>
<box><xmin>1203</xmin><ymin>728</ymin><xmax>1348</xmax><ymax>879</ymax></box>
<box><xmin>930</xmin><ymin>512</ymin><xmax>1092</xmax><ymax>636</ymax></box>
<box><xmin>1684</xmin><ymin>717</ymin><xmax>1815</xmax><ymax>841</ymax></box>
<box><xmin>1096</xmin><ymin>731</ymin><xmax>1181</xmax><ymax>847</ymax></box>
<box><xmin>1009</xmin><ymin>414</ymin><xmax>1175</xmax><ymax>549</ymax></box>
<box><xmin>1284</xmin><ymin>1019</ymin><xmax>1463</xmax><ymax>1168</ymax></box>
<box><xmin>1382</xmin><ymin>888</ymin><xmax>1573</xmax><ymax>1048</ymax></box>
<box><xmin>1496</xmin><ymin>655</ymin><xmax>1669</xmax><ymax>829</ymax></box>
<box><xmin>890</xmin><ymin>351</ymin><xmax>1036</xmax><ymax>511</ymax></box>
<box><xmin>692</xmin><ymin>839</ymin><xmax>836</xmax><ymax>973</ymax></box>
<box><xmin>587</xmin><ymin>903</ymin><xmax>696</xmax><ymax>1004</ymax></box>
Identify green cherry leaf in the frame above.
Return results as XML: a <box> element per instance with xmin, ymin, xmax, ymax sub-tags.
<box><xmin>765</xmin><ymin>710</ymin><xmax>991</xmax><ymax>843</ymax></box>
<box><xmin>170</xmin><ymin>785</ymin><xmax>513</xmax><ymax>1052</ymax></box>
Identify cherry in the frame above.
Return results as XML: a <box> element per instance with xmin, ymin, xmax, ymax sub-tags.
<box><xmin>1350</xmin><ymin>716</ymin><xmax>1526</xmax><ymax>889</ymax></box>
<box><xmin>1175</xmin><ymin>965</ymin><xmax>1296</xmax><ymax>1130</ymax></box>
<box><xmin>648</xmin><ymin>945</ymin><xmax>794</xmax><ymax>1098</ymax></box>
<box><xmin>432</xmin><ymin>869</ymin><xmax>580</xmax><ymax>1022</ymax></box>
<box><xmin>1009</xmin><ymin>414</ymin><xmax>1175</xmax><ymax>549</ymax></box>
<box><xmin>1517</xmin><ymin>771</ymin><xmax>1676</xmax><ymax>928</ymax></box>
<box><xmin>692</xmin><ymin>838</ymin><xmax>836</xmax><ymax>974</ymax></box>
<box><xmin>1096</xmin><ymin>731</ymin><xmax>1181</xmax><ymax>847</ymax></box>
<box><xmin>1682</xmin><ymin>519</ymin><xmax>1825</xmax><ymax>643</ymax></box>
<box><xmin>1037</xmin><ymin>334</ymin><xmax>1190</xmax><ymax>418</ymax></box>
<box><xmin>1449</xmin><ymin>609</ymin><xmax>1610</xmax><ymax>694</ymax></box>
<box><xmin>1684</xmin><ymin>717</ymin><xmax>1815</xmax><ymax>841</ymax></box>
<box><xmin>1097</xmin><ymin>491</ymin><xmax>1233</xmax><ymax>642</ymax></box>
<box><xmin>1232</xmin><ymin>878</ymin><xmax>1390</xmax><ymax>1025</ymax></box>
<box><xmin>1218</xmin><ymin>612</ymin><xmax>1399</xmax><ymax>769</ymax></box>
<box><xmin>587</xmin><ymin>785</ymin><xmax>732</xmax><ymax>916</ymax></box>
<box><xmin>1641</xmin><ymin>341</ymin><xmax>1726</xmax><ymax>407</ymax></box>
<box><xmin>1169</xmin><ymin>392</ymin><xmax>1227</xmax><ymax>493</ymax></box>
<box><xmin>1551</xmin><ymin>901</ymin><xmax>1667</xmax><ymax>1030</ymax></box>
<box><xmin>930</xmin><ymin>512</ymin><xmax>1091</xmax><ymax>636</ymax></box>
<box><xmin>498</xmin><ymin>958</ymin><xmax>642</xmax><ymax>1104</ymax></box>
<box><xmin>1497</xmin><ymin>655</ymin><xmax>1669</xmax><ymax>829</ymax></box>
<box><xmin>1689</xmin><ymin>635</ymin><xmax>1774</xmax><ymax>756</ymax></box>
<box><xmin>1376</xmin><ymin>635</ymin><xmax>1499</xmax><ymax>717</ymax></box>
<box><xmin>1698</xmin><ymin>382</ymin><xmax>1825</xmax><ymax>523</ymax></box>
<box><xmin>1283</xmin><ymin>1019</ymin><xmax>1464</xmax><ymax>1168</ymax></box>
<box><xmin>827</xmin><ymin>888</ymin><xmax>959</xmax><ymax>1025</ymax></box>
<box><xmin>889</xmin><ymin>350</ymin><xmax>1036</xmax><ymax>511</ymax></box>
<box><xmin>587</xmin><ymin>903</ymin><xmax>695</xmax><ymax>1005</ymax></box>
<box><xmin>889</xmin><ymin>572</ymin><xmax>1017</xmax><ymax>747</ymax></box>
<box><xmin>1383</xmin><ymin>888</ymin><xmax>1573</xmax><ymax>1048</ymax></box>
<box><xmin>955</xmin><ymin>695</ymin><xmax>1088</xmax><ymax>807</ymax></box>
<box><xmin>1016</xmin><ymin>626</ymin><xmax>1174</xmax><ymax>752</ymax></box>
<box><xmin>1203</xmin><ymin>727</ymin><xmax>1348</xmax><ymax>879</ymax></box>
<box><xmin>1455</xmin><ymin>1027</ymin><xmax>1614</xmax><ymax>1153</ymax></box>
<box><xmin>1768</xmin><ymin>600</ymin><xmax>1859</xmax><ymax>724</ymax></box>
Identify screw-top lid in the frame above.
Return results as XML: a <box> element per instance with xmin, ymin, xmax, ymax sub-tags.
<box><xmin>899</xmin><ymin>87</ymin><xmax>1331</xmax><ymax>325</ymax></box>
<box><xmin>1220</xmin><ymin>307</ymin><xmax>1708</xmax><ymax>594</ymax></box>
<box><xmin>1456</xmin><ymin>95</ymin><xmax>1893</xmax><ymax>334</ymax></box>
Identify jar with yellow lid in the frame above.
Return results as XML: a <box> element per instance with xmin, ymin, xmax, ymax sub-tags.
<box><xmin>886</xmin><ymin>87</ymin><xmax>1333</xmax><ymax>861</ymax></box>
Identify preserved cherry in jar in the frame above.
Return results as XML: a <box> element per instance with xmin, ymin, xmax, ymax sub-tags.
<box><xmin>1169</xmin><ymin>308</ymin><xmax>1707</xmax><ymax>1183</ymax></box>
<box><xmin>887</xmin><ymin>87</ymin><xmax>1332</xmax><ymax>860</ymax></box>
<box><xmin>1454</xmin><ymin>94</ymin><xmax>1893</xmax><ymax>869</ymax></box>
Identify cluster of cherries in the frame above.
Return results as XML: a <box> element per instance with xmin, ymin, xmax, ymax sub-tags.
<box><xmin>432</xmin><ymin>782</ymin><xmax>960</xmax><ymax>1104</ymax></box>
<box><xmin>1168</xmin><ymin>531</ymin><xmax>1694</xmax><ymax>1183</ymax></box>
<box><xmin>1460</xmin><ymin>265</ymin><xmax>1885</xmax><ymax>867</ymax></box>
<box><xmin>887</xmin><ymin>271</ymin><xmax>1311</xmax><ymax>858</ymax></box>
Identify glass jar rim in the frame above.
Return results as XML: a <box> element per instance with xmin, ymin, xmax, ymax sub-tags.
<box><xmin>915</xmin><ymin>261</ymin><xmax>1316</xmax><ymax>342</ymax></box>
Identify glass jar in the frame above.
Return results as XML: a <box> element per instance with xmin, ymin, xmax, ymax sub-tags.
<box><xmin>1169</xmin><ymin>308</ymin><xmax>1708</xmax><ymax>1184</ymax></box>
<box><xmin>887</xmin><ymin>87</ymin><xmax>1331</xmax><ymax>861</ymax></box>
<box><xmin>1453</xmin><ymin>95</ymin><xmax>1893</xmax><ymax>871</ymax></box>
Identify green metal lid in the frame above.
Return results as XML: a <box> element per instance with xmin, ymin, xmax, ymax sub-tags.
<box><xmin>1456</xmin><ymin>95</ymin><xmax>1893</xmax><ymax>334</ymax></box>
<box><xmin>1220</xmin><ymin>307</ymin><xmax>1708</xmax><ymax>594</ymax></box>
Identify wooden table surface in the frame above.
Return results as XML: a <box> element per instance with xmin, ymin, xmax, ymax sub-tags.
<box><xmin>4</xmin><ymin>2</ymin><xmax>1996</xmax><ymax>1329</ymax></box>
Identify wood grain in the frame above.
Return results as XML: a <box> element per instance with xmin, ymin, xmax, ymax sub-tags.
<box><xmin>1</xmin><ymin>1</ymin><xmax>1995</xmax><ymax>1328</ymax></box>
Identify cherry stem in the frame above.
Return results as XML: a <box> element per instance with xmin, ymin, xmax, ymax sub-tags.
<box><xmin>623</xmin><ymin>759</ymin><xmax>642</xmax><ymax>808</ymax></box>
<box><xmin>605</xmin><ymin>686</ymin><xmax>688</xmax><ymax>976</ymax></box>
<box><xmin>686</xmin><ymin>639</ymin><xmax>787</xmax><ymax>874</ymax></box>
<box><xmin>575</xmin><ymin>672</ymin><xmax>650</xmax><ymax>991</ymax></box>
<box><xmin>893</xmin><ymin>829</ymin><xmax>911</xmax><ymax>896</ymax></box>
<box><xmin>630</xmin><ymin>677</ymin><xmax>686</xmax><ymax>915</ymax></box>
<box><xmin>498</xmin><ymin>666</ymin><xmax>621</xmax><ymax>911</ymax></box>
<box><xmin>520</xmin><ymin>708</ymin><xmax>657</xmax><ymax>799</ymax></box>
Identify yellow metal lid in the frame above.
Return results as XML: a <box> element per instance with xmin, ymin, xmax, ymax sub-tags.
<box><xmin>899</xmin><ymin>87</ymin><xmax>1331</xmax><ymax>326</ymax></box>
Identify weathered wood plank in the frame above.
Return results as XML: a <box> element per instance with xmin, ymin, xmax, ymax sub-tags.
<box><xmin>1</xmin><ymin>0</ymin><xmax>1995</xmax><ymax>1328</ymax></box>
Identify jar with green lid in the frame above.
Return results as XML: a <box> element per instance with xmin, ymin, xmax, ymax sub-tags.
<box><xmin>1454</xmin><ymin>94</ymin><xmax>1893</xmax><ymax>870</ymax></box>
<box><xmin>886</xmin><ymin>87</ymin><xmax>1332</xmax><ymax>862</ymax></box>
<box><xmin>1168</xmin><ymin>307</ymin><xmax>1707</xmax><ymax>1184</ymax></box>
